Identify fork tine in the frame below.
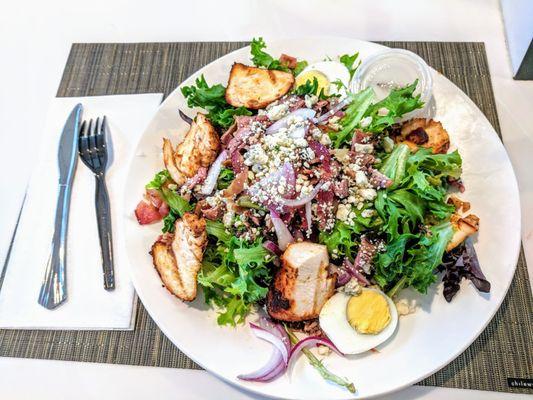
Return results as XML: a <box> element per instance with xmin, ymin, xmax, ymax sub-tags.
<box><xmin>79</xmin><ymin>120</ymin><xmax>89</xmax><ymax>154</ymax></box>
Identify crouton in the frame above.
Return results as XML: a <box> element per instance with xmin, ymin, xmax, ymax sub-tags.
<box><xmin>398</xmin><ymin>118</ymin><xmax>450</xmax><ymax>154</ymax></box>
<box><xmin>225</xmin><ymin>63</ymin><xmax>294</xmax><ymax>109</ymax></box>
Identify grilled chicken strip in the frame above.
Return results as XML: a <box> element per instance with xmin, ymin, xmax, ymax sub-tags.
<box><xmin>267</xmin><ymin>242</ymin><xmax>336</xmax><ymax>322</ymax></box>
<box><xmin>150</xmin><ymin>213</ymin><xmax>207</xmax><ymax>301</ymax></box>
<box><xmin>163</xmin><ymin>113</ymin><xmax>220</xmax><ymax>186</ymax></box>
<box><xmin>446</xmin><ymin>213</ymin><xmax>479</xmax><ymax>252</ymax></box>
<box><xmin>225</xmin><ymin>63</ymin><xmax>294</xmax><ymax>109</ymax></box>
<box><xmin>397</xmin><ymin>118</ymin><xmax>450</xmax><ymax>154</ymax></box>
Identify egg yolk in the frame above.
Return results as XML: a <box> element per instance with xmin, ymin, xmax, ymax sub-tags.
<box><xmin>295</xmin><ymin>71</ymin><xmax>330</xmax><ymax>95</ymax></box>
<box><xmin>346</xmin><ymin>290</ymin><xmax>391</xmax><ymax>335</ymax></box>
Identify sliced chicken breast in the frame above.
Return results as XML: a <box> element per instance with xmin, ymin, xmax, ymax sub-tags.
<box><xmin>267</xmin><ymin>242</ymin><xmax>336</xmax><ymax>322</ymax></box>
<box><xmin>163</xmin><ymin>113</ymin><xmax>220</xmax><ymax>186</ymax></box>
<box><xmin>150</xmin><ymin>213</ymin><xmax>207</xmax><ymax>301</ymax></box>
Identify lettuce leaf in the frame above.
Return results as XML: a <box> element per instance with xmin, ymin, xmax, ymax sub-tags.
<box><xmin>181</xmin><ymin>75</ymin><xmax>251</xmax><ymax>128</ymax></box>
<box><xmin>250</xmin><ymin>37</ymin><xmax>290</xmax><ymax>72</ymax></box>
<box><xmin>374</xmin><ymin>144</ymin><xmax>462</xmax><ymax>294</ymax></box>
<box><xmin>198</xmin><ymin>220</ymin><xmax>273</xmax><ymax>326</ymax></box>
<box><xmin>217</xmin><ymin>167</ymin><xmax>235</xmax><ymax>190</ymax></box>
<box><xmin>145</xmin><ymin>170</ymin><xmax>171</xmax><ymax>190</ymax></box>
<box><xmin>339</xmin><ymin>52</ymin><xmax>360</xmax><ymax>79</ymax></box>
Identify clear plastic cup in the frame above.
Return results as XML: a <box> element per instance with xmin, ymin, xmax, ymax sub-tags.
<box><xmin>351</xmin><ymin>49</ymin><xmax>434</xmax><ymax>119</ymax></box>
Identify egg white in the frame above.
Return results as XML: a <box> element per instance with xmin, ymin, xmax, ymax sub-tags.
<box><xmin>301</xmin><ymin>61</ymin><xmax>350</xmax><ymax>95</ymax></box>
<box><xmin>319</xmin><ymin>290</ymin><xmax>398</xmax><ymax>354</ymax></box>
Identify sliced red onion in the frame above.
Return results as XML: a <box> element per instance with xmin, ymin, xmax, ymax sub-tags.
<box><xmin>259</xmin><ymin>317</ymin><xmax>291</xmax><ymax>353</ymax></box>
<box><xmin>344</xmin><ymin>258</ymin><xmax>371</xmax><ymax>286</ymax></box>
<box><xmin>313</xmin><ymin>97</ymin><xmax>351</xmax><ymax>125</ymax></box>
<box><xmin>336</xmin><ymin>267</ymin><xmax>352</xmax><ymax>287</ymax></box>
<box><xmin>280</xmin><ymin>182</ymin><xmax>323</xmax><ymax>207</ymax></box>
<box><xmin>263</xmin><ymin>240</ymin><xmax>282</xmax><ymax>257</ymax></box>
<box><xmin>237</xmin><ymin>347</ymin><xmax>285</xmax><ymax>382</ymax></box>
<box><xmin>238</xmin><ymin>319</ymin><xmax>291</xmax><ymax>382</ymax></box>
<box><xmin>305</xmin><ymin>202</ymin><xmax>312</xmax><ymax>231</ymax></box>
<box><xmin>289</xmin><ymin>336</ymin><xmax>343</xmax><ymax>362</ymax></box>
<box><xmin>266</xmin><ymin>108</ymin><xmax>317</xmax><ymax>134</ymax></box>
<box><xmin>200</xmin><ymin>150</ymin><xmax>228</xmax><ymax>195</ymax></box>
<box><xmin>281</xmin><ymin>162</ymin><xmax>296</xmax><ymax>198</ymax></box>
<box><xmin>178</xmin><ymin>109</ymin><xmax>193</xmax><ymax>124</ymax></box>
<box><xmin>270</xmin><ymin>209</ymin><xmax>294</xmax><ymax>251</ymax></box>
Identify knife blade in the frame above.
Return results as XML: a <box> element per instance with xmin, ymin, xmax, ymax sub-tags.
<box><xmin>38</xmin><ymin>103</ymin><xmax>83</xmax><ymax>309</ymax></box>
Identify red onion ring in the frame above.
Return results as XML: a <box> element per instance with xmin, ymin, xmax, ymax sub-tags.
<box><xmin>266</xmin><ymin>108</ymin><xmax>316</xmax><ymax>134</ymax></box>
<box><xmin>289</xmin><ymin>336</ymin><xmax>343</xmax><ymax>363</ymax></box>
<box><xmin>200</xmin><ymin>150</ymin><xmax>228</xmax><ymax>195</ymax></box>
<box><xmin>270</xmin><ymin>209</ymin><xmax>294</xmax><ymax>251</ymax></box>
<box><xmin>263</xmin><ymin>240</ymin><xmax>282</xmax><ymax>256</ymax></box>
<box><xmin>305</xmin><ymin>202</ymin><xmax>312</xmax><ymax>231</ymax></box>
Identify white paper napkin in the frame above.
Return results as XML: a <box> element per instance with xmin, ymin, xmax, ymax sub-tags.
<box><xmin>0</xmin><ymin>94</ymin><xmax>163</xmax><ymax>329</ymax></box>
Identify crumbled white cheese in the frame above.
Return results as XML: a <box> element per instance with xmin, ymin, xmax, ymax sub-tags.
<box><xmin>355</xmin><ymin>170</ymin><xmax>368</xmax><ymax>186</ymax></box>
<box><xmin>353</xmin><ymin>143</ymin><xmax>374</xmax><ymax>154</ymax></box>
<box><xmin>377</xmin><ymin>107</ymin><xmax>389</xmax><ymax>116</ymax></box>
<box><xmin>304</xmin><ymin>94</ymin><xmax>318</xmax><ymax>108</ymax></box>
<box><xmin>395</xmin><ymin>299</ymin><xmax>417</xmax><ymax>316</ymax></box>
<box><xmin>327</xmin><ymin>116</ymin><xmax>342</xmax><ymax>131</ymax></box>
<box><xmin>360</xmin><ymin>116</ymin><xmax>372</xmax><ymax>128</ymax></box>
<box><xmin>343</xmin><ymin>278</ymin><xmax>362</xmax><ymax>296</ymax></box>
<box><xmin>266</xmin><ymin>103</ymin><xmax>289</xmax><ymax>121</ymax></box>
<box><xmin>336</xmin><ymin>203</ymin><xmax>351</xmax><ymax>222</ymax></box>
<box><xmin>359</xmin><ymin>188</ymin><xmax>377</xmax><ymax>201</ymax></box>
<box><xmin>317</xmin><ymin>345</ymin><xmax>332</xmax><ymax>356</ymax></box>
<box><xmin>361</xmin><ymin>209</ymin><xmax>375</xmax><ymax>218</ymax></box>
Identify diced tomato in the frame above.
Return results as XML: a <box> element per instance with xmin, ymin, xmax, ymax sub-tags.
<box><xmin>135</xmin><ymin>200</ymin><xmax>163</xmax><ymax>225</ymax></box>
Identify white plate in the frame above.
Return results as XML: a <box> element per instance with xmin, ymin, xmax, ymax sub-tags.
<box><xmin>122</xmin><ymin>38</ymin><xmax>521</xmax><ymax>399</ymax></box>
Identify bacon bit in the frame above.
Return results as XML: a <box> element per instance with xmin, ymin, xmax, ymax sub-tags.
<box><xmin>369</xmin><ymin>168</ymin><xmax>393</xmax><ymax>189</ymax></box>
<box><xmin>231</xmin><ymin>151</ymin><xmax>245</xmax><ymax>173</ymax></box>
<box><xmin>279</xmin><ymin>54</ymin><xmax>298</xmax><ymax>69</ymax></box>
<box><xmin>135</xmin><ymin>200</ymin><xmax>163</xmax><ymax>225</ymax></box>
<box><xmin>352</xmin><ymin>130</ymin><xmax>372</xmax><ymax>146</ymax></box>
<box><xmin>316</xmin><ymin>190</ymin><xmax>335</xmax><ymax>231</ymax></box>
<box><xmin>224</xmin><ymin>168</ymin><xmax>248</xmax><ymax>197</ymax></box>
<box><xmin>333</xmin><ymin>179</ymin><xmax>349</xmax><ymax>198</ymax></box>
<box><xmin>220</xmin><ymin>123</ymin><xmax>237</xmax><ymax>146</ymax></box>
<box><xmin>185</xmin><ymin>167</ymin><xmax>208</xmax><ymax>189</ymax></box>
<box><xmin>354</xmin><ymin>237</ymin><xmax>377</xmax><ymax>274</ymax></box>
<box><xmin>406</xmin><ymin>127</ymin><xmax>429</xmax><ymax>145</ymax></box>
<box><xmin>288</xmin><ymin>98</ymin><xmax>306</xmax><ymax>111</ymax></box>
<box><xmin>313</xmin><ymin>99</ymin><xmax>329</xmax><ymax>112</ymax></box>
<box><xmin>201</xmin><ymin>205</ymin><xmax>224</xmax><ymax>220</ymax></box>
<box><xmin>448</xmin><ymin>177</ymin><xmax>465</xmax><ymax>193</ymax></box>
<box><xmin>308</xmin><ymin>140</ymin><xmax>331</xmax><ymax>173</ymax></box>
<box><xmin>235</xmin><ymin>115</ymin><xmax>254</xmax><ymax>129</ymax></box>
<box><xmin>333</xmin><ymin>110</ymin><xmax>345</xmax><ymax>118</ymax></box>
<box><xmin>350</xmin><ymin>151</ymin><xmax>376</xmax><ymax>167</ymax></box>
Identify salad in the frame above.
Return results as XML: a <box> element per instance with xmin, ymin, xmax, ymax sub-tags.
<box><xmin>134</xmin><ymin>38</ymin><xmax>490</xmax><ymax>393</ymax></box>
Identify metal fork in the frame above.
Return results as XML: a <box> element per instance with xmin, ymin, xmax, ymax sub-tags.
<box><xmin>78</xmin><ymin>117</ymin><xmax>115</xmax><ymax>290</ymax></box>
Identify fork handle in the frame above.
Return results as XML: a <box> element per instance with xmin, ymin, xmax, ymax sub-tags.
<box><xmin>95</xmin><ymin>173</ymin><xmax>115</xmax><ymax>290</ymax></box>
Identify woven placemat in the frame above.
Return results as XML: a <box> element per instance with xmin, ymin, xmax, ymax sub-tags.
<box><xmin>1</xmin><ymin>42</ymin><xmax>531</xmax><ymax>394</ymax></box>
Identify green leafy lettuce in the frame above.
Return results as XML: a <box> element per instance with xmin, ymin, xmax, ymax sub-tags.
<box><xmin>329</xmin><ymin>81</ymin><xmax>424</xmax><ymax>148</ymax></box>
<box><xmin>250</xmin><ymin>37</ymin><xmax>290</xmax><ymax>72</ymax></box>
<box><xmin>159</xmin><ymin>187</ymin><xmax>194</xmax><ymax>233</ymax></box>
<box><xmin>181</xmin><ymin>75</ymin><xmax>251</xmax><ymax>129</ymax></box>
<box><xmin>217</xmin><ymin>167</ymin><xmax>235</xmax><ymax>190</ymax></box>
<box><xmin>339</xmin><ymin>52</ymin><xmax>360</xmax><ymax>79</ymax></box>
<box><xmin>198</xmin><ymin>220</ymin><xmax>274</xmax><ymax>326</ymax></box>
<box><xmin>373</xmin><ymin>144</ymin><xmax>461</xmax><ymax>294</ymax></box>
<box><xmin>145</xmin><ymin>170</ymin><xmax>171</xmax><ymax>190</ymax></box>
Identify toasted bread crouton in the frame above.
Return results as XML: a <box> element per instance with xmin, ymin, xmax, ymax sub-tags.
<box><xmin>447</xmin><ymin>214</ymin><xmax>480</xmax><ymax>252</ymax></box>
<box><xmin>150</xmin><ymin>213</ymin><xmax>207</xmax><ymax>301</ymax></box>
<box><xmin>447</xmin><ymin>195</ymin><xmax>471</xmax><ymax>213</ymax></box>
<box><xmin>163</xmin><ymin>113</ymin><xmax>220</xmax><ymax>186</ymax></box>
<box><xmin>225</xmin><ymin>63</ymin><xmax>294</xmax><ymax>109</ymax></box>
<box><xmin>398</xmin><ymin>118</ymin><xmax>450</xmax><ymax>154</ymax></box>
<box><xmin>267</xmin><ymin>242</ymin><xmax>336</xmax><ymax>322</ymax></box>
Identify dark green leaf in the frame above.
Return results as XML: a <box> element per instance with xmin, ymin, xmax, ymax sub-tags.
<box><xmin>339</xmin><ymin>52</ymin><xmax>360</xmax><ymax>79</ymax></box>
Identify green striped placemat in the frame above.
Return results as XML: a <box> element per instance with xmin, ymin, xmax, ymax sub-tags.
<box><xmin>0</xmin><ymin>41</ymin><xmax>531</xmax><ymax>394</ymax></box>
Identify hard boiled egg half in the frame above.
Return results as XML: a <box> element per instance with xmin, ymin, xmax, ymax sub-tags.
<box><xmin>319</xmin><ymin>288</ymin><xmax>398</xmax><ymax>354</ymax></box>
<box><xmin>295</xmin><ymin>61</ymin><xmax>351</xmax><ymax>96</ymax></box>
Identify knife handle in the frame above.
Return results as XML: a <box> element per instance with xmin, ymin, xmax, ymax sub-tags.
<box><xmin>95</xmin><ymin>173</ymin><xmax>115</xmax><ymax>290</ymax></box>
<box><xmin>38</xmin><ymin>184</ymin><xmax>71</xmax><ymax>309</ymax></box>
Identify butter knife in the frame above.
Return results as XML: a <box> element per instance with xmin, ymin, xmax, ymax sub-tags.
<box><xmin>38</xmin><ymin>103</ymin><xmax>83</xmax><ymax>309</ymax></box>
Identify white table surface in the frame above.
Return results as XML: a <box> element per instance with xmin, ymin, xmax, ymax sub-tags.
<box><xmin>0</xmin><ymin>0</ymin><xmax>531</xmax><ymax>399</ymax></box>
